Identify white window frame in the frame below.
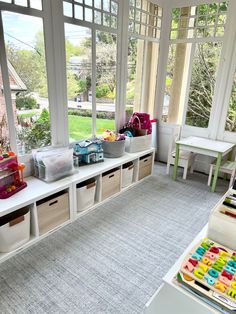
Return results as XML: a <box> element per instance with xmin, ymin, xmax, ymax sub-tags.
<box><xmin>0</xmin><ymin>0</ymin><xmax>68</xmax><ymax>159</ymax></box>
<box><xmin>125</xmin><ymin>0</ymin><xmax>162</xmax><ymax>120</ymax></box>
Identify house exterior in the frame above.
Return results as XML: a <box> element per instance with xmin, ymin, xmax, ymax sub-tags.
<box><xmin>0</xmin><ymin>62</ymin><xmax>27</xmax><ymax>144</ymax></box>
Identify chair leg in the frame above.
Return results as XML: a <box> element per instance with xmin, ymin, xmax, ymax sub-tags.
<box><xmin>190</xmin><ymin>163</ymin><xmax>194</xmax><ymax>174</ymax></box>
<box><xmin>208</xmin><ymin>165</ymin><xmax>213</xmax><ymax>186</ymax></box>
<box><xmin>229</xmin><ymin>170</ymin><xmax>236</xmax><ymax>189</ymax></box>
<box><xmin>166</xmin><ymin>162</ymin><xmax>170</xmax><ymax>175</ymax></box>
<box><xmin>183</xmin><ymin>162</ymin><xmax>188</xmax><ymax>180</ymax></box>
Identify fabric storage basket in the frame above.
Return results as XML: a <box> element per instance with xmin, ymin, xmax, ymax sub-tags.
<box><xmin>0</xmin><ymin>207</ymin><xmax>30</xmax><ymax>253</ymax></box>
<box><xmin>138</xmin><ymin>154</ymin><xmax>153</xmax><ymax>180</ymax></box>
<box><xmin>102</xmin><ymin>167</ymin><xmax>121</xmax><ymax>200</ymax></box>
<box><xmin>122</xmin><ymin>162</ymin><xmax>134</xmax><ymax>188</ymax></box>
<box><xmin>77</xmin><ymin>178</ymin><xmax>96</xmax><ymax>212</ymax></box>
<box><xmin>125</xmin><ymin>134</ymin><xmax>152</xmax><ymax>153</ymax></box>
<box><xmin>37</xmin><ymin>191</ymin><xmax>70</xmax><ymax>235</ymax></box>
<box><xmin>102</xmin><ymin>140</ymin><xmax>125</xmax><ymax>158</ymax></box>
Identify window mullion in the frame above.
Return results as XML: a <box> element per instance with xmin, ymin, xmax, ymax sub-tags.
<box><xmin>91</xmin><ymin>27</ymin><xmax>97</xmax><ymax>136</ymax></box>
<box><xmin>0</xmin><ymin>12</ymin><xmax>17</xmax><ymax>152</ymax></box>
<box><xmin>116</xmin><ymin>0</ymin><xmax>129</xmax><ymax>129</ymax></box>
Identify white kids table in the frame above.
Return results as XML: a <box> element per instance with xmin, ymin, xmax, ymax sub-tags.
<box><xmin>172</xmin><ymin>136</ymin><xmax>235</xmax><ymax>192</ymax></box>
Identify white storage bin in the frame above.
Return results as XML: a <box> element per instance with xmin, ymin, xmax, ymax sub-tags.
<box><xmin>37</xmin><ymin>191</ymin><xmax>70</xmax><ymax>235</ymax></box>
<box><xmin>125</xmin><ymin>134</ymin><xmax>152</xmax><ymax>153</ymax></box>
<box><xmin>0</xmin><ymin>207</ymin><xmax>30</xmax><ymax>253</ymax></box>
<box><xmin>77</xmin><ymin>178</ymin><xmax>96</xmax><ymax>212</ymax></box>
<box><xmin>122</xmin><ymin>162</ymin><xmax>134</xmax><ymax>188</ymax></box>
<box><xmin>208</xmin><ymin>203</ymin><xmax>236</xmax><ymax>251</ymax></box>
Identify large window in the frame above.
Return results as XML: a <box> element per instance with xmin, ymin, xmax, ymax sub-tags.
<box><xmin>2</xmin><ymin>11</ymin><xmax>51</xmax><ymax>154</ymax></box>
<box><xmin>65</xmin><ymin>23</ymin><xmax>93</xmax><ymax>141</ymax></box>
<box><xmin>96</xmin><ymin>31</ymin><xmax>116</xmax><ymax>135</ymax></box>
<box><xmin>225</xmin><ymin>71</ymin><xmax>236</xmax><ymax>132</ymax></box>
<box><xmin>162</xmin><ymin>2</ymin><xmax>227</xmax><ymax>127</ymax></box>
<box><xmin>126</xmin><ymin>0</ymin><xmax>161</xmax><ymax>120</ymax></box>
<box><xmin>63</xmin><ymin>0</ymin><xmax>119</xmax><ymax>141</ymax></box>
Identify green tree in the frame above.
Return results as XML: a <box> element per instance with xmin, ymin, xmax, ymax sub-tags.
<box><xmin>18</xmin><ymin>109</ymin><xmax>51</xmax><ymax>152</ymax></box>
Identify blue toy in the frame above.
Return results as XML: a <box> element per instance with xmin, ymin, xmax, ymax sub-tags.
<box><xmin>74</xmin><ymin>139</ymin><xmax>104</xmax><ymax>165</ymax></box>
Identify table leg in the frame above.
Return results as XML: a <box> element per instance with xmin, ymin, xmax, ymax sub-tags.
<box><xmin>173</xmin><ymin>143</ymin><xmax>180</xmax><ymax>181</ymax></box>
<box><xmin>211</xmin><ymin>152</ymin><xmax>222</xmax><ymax>192</ymax></box>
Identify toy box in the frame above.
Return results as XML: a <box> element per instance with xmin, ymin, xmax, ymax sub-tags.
<box><xmin>177</xmin><ymin>237</ymin><xmax>236</xmax><ymax>313</ymax></box>
<box><xmin>0</xmin><ymin>153</ymin><xmax>27</xmax><ymax>199</ymax></box>
<box><xmin>73</xmin><ymin>139</ymin><xmax>104</xmax><ymax>166</ymax></box>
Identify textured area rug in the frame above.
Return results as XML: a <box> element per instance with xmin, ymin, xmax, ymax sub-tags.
<box><xmin>0</xmin><ymin>163</ymin><xmax>227</xmax><ymax>314</ymax></box>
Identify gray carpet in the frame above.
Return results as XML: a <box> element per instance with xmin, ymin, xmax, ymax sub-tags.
<box><xmin>0</xmin><ymin>163</ymin><xmax>228</xmax><ymax>314</ymax></box>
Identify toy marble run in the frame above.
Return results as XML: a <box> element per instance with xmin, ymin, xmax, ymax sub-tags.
<box><xmin>0</xmin><ymin>151</ymin><xmax>27</xmax><ymax>199</ymax></box>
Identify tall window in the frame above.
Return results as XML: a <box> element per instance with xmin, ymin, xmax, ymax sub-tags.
<box><xmin>225</xmin><ymin>71</ymin><xmax>236</xmax><ymax>132</ymax></box>
<box><xmin>126</xmin><ymin>0</ymin><xmax>161</xmax><ymax>120</ymax></box>
<box><xmin>2</xmin><ymin>11</ymin><xmax>51</xmax><ymax>154</ymax></box>
<box><xmin>163</xmin><ymin>2</ymin><xmax>228</xmax><ymax>127</ymax></box>
<box><xmin>63</xmin><ymin>0</ymin><xmax>119</xmax><ymax>141</ymax></box>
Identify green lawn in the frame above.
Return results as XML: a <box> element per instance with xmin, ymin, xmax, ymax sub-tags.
<box><xmin>68</xmin><ymin>115</ymin><xmax>115</xmax><ymax>141</ymax></box>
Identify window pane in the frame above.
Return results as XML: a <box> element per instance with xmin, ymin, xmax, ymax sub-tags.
<box><xmin>65</xmin><ymin>23</ymin><xmax>93</xmax><ymax>141</ymax></box>
<box><xmin>225</xmin><ymin>72</ymin><xmax>236</xmax><ymax>132</ymax></box>
<box><xmin>162</xmin><ymin>43</ymin><xmax>190</xmax><ymax>123</ymax></box>
<box><xmin>0</xmin><ymin>67</ymin><xmax>10</xmax><ymax>149</ymax></box>
<box><xmin>186</xmin><ymin>42</ymin><xmax>222</xmax><ymax>128</ymax></box>
<box><xmin>96</xmin><ymin>31</ymin><xmax>116</xmax><ymax>135</ymax></box>
<box><xmin>2</xmin><ymin>12</ymin><xmax>51</xmax><ymax>154</ymax></box>
<box><xmin>126</xmin><ymin>37</ymin><xmax>144</xmax><ymax>118</ymax></box>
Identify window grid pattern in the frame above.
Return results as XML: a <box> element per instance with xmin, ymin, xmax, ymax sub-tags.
<box><xmin>0</xmin><ymin>0</ymin><xmax>42</xmax><ymax>10</ymax></box>
<box><xmin>170</xmin><ymin>2</ymin><xmax>228</xmax><ymax>41</ymax></box>
<box><xmin>63</xmin><ymin>0</ymin><xmax>119</xmax><ymax>30</ymax></box>
<box><xmin>128</xmin><ymin>0</ymin><xmax>162</xmax><ymax>40</ymax></box>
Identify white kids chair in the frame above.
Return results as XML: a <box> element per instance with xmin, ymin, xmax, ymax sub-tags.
<box><xmin>166</xmin><ymin>127</ymin><xmax>196</xmax><ymax>180</ymax></box>
<box><xmin>207</xmin><ymin>155</ymin><xmax>236</xmax><ymax>189</ymax></box>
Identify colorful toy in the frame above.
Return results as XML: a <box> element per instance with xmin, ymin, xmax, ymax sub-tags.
<box><xmin>73</xmin><ymin>139</ymin><xmax>104</xmax><ymax>166</ymax></box>
<box><xmin>178</xmin><ymin>237</ymin><xmax>236</xmax><ymax>312</ymax></box>
<box><xmin>102</xmin><ymin>130</ymin><xmax>126</xmax><ymax>142</ymax></box>
<box><xmin>0</xmin><ymin>152</ymin><xmax>27</xmax><ymax>199</ymax></box>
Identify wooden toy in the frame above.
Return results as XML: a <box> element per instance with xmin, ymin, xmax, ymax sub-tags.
<box><xmin>178</xmin><ymin>237</ymin><xmax>236</xmax><ymax>313</ymax></box>
<box><xmin>0</xmin><ymin>153</ymin><xmax>27</xmax><ymax>199</ymax></box>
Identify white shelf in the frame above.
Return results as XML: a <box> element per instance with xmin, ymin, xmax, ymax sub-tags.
<box><xmin>0</xmin><ymin>148</ymin><xmax>155</xmax><ymax>264</ymax></box>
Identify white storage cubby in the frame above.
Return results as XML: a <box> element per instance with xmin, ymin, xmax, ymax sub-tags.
<box><xmin>0</xmin><ymin>148</ymin><xmax>155</xmax><ymax>263</ymax></box>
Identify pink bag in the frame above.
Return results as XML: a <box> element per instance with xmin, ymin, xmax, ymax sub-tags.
<box><xmin>129</xmin><ymin>112</ymin><xmax>152</xmax><ymax>135</ymax></box>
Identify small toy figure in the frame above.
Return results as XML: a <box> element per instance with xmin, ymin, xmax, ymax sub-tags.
<box><xmin>0</xmin><ymin>151</ymin><xmax>27</xmax><ymax>199</ymax></box>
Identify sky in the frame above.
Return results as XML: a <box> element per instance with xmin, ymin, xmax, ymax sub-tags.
<box><xmin>2</xmin><ymin>10</ymin><xmax>90</xmax><ymax>50</ymax></box>
<box><xmin>2</xmin><ymin>11</ymin><xmax>43</xmax><ymax>50</ymax></box>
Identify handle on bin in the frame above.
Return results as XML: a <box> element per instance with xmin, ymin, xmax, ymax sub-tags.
<box><xmin>87</xmin><ymin>182</ymin><xmax>96</xmax><ymax>189</ymax></box>
<box><xmin>49</xmin><ymin>200</ymin><xmax>58</xmax><ymax>206</ymax></box>
<box><xmin>143</xmin><ymin>159</ymin><xmax>148</xmax><ymax>163</ymax></box>
<box><xmin>9</xmin><ymin>215</ymin><xmax>24</xmax><ymax>227</ymax></box>
<box><xmin>109</xmin><ymin>174</ymin><xmax>115</xmax><ymax>179</ymax></box>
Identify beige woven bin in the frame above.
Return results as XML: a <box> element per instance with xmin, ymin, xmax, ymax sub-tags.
<box><xmin>37</xmin><ymin>192</ymin><xmax>70</xmax><ymax>235</ymax></box>
<box><xmin>102</xmin><ymin>168</ymin><xmax>121</xmax><ymax>201</ymax></box>
<box><xmin>139</xmin><ymin>154</ymin><xmax>152</xmax><ymax>180</ymax></box>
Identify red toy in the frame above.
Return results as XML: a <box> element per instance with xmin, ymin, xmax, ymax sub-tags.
<box><xmin>0</xmin><ymin>152</ymin><xmax>27</xmax><ymax>199</ymax></box>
